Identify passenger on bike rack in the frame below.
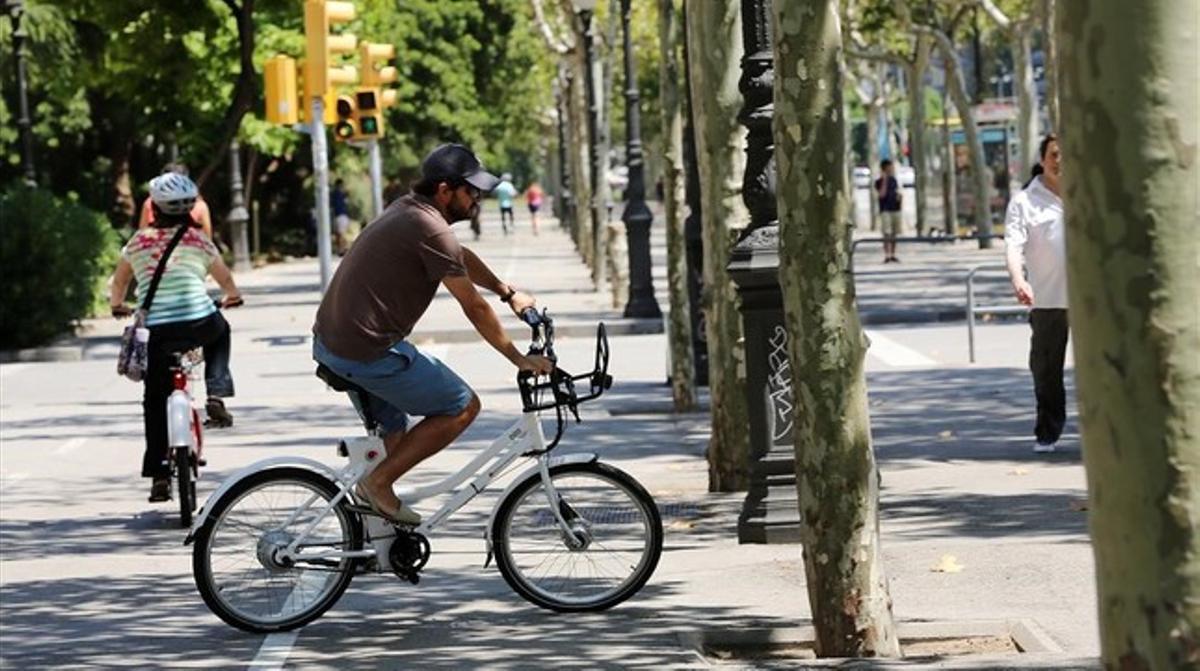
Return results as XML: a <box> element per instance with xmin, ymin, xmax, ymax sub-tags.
<box><xmin>110</xmin><ymin>172</ymin><xmax>243</xmax><ymax>502</ymax></box>
<box><xmin>313</xmin><ymin>143</ymin><xmax>554</xmax><ymax>525</ymax></box>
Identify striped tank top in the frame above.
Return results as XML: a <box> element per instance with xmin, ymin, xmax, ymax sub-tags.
<box><xmin>122</xmin><ymin>226</ymin><xmax>219</xmax><ymax>326</ymax></box>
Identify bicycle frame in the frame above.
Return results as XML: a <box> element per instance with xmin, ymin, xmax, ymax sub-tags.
<box><xmin>187</xmin><ymin>410</ymin><xmax>598</xmax><ymax>571</ymax></box>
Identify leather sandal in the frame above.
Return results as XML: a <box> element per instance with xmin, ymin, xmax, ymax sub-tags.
<box><xmin>354</xmin><ymin>482</ymin><xmax>421</xmax><ymax>526</ymax></box>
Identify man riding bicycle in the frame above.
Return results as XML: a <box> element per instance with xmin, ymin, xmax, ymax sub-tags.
<box><xmin>312</xmin><ymin>144</ymin><xmax>554</xmax><ymax>525</ymax></box>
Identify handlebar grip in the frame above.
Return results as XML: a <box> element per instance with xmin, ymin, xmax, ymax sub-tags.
<box><xmin>520</xmin><ymin>307</ymin><xmax>541</xmax><ymax>327</ymax></box>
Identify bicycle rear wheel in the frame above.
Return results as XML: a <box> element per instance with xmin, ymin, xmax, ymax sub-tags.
<box><xmin>492</xmin><ymin>461</ymin><xmax>662</xmax><ymax>612</ymax></box>
<box><xmin>192</xmin><ymin>467</ymin><xmax>362</xmax><ymax>633</ymax></box>
<box><xmin>174</xmin><ymin>446</ymin><xmax>193</xmax><ymax>528</ymax></box>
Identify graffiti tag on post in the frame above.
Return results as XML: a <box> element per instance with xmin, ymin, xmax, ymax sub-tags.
<box><xmin>766</xmin><ymin>325</ymin><xmax>794</xmax><ymax>445</ymax></box>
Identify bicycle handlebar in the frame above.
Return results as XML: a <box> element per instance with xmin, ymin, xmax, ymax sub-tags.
<box><xmin>516</xmin><ymin>311</ymin><xmax>612</xmax><ymax>421</ymax></box>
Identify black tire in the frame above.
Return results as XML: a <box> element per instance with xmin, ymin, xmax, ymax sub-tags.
<box><xmin>492</xmin><ymin>461</ymin><xmax>663</xmax><ymax>612</ymax></box>
<box><xmin>175</xmin><ymin>446</ymin><xmax>193</xmax><ymax>528</ymax></box>
<box><xmin>192</xmin><ymin>467</ymin><xmax>362</xmax><ymax>633</ymax></box>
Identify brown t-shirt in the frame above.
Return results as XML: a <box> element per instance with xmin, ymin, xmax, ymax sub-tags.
<box><xmin>313</xmin><ymin>193</ymin><xmax>467</xmax><ymax>361</ymax></box>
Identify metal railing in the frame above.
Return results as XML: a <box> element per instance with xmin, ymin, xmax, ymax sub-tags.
<box><xmin>848</xmin><ymin>234</ymin><xmax>1004</xmax><ymax>272</ymax></box>
<box><xmin>965</xmin><ymin>263</ymin><xmax>1028</xmax><ymax>363</ymax></box>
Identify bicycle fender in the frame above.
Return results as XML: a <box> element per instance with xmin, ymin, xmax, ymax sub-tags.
<box><xmin>184</xmin><ymin>456</ymin><xmax>343</xmax><ymax>544</ymax></box>
<box><xmin>482</xmin><ymin>452</ymin><xmax>599</xmax><ymax>554</ymax></box>
<box><xmin>166</xmin><ymin>391</ymin><xmax>193</xmax><ymax>448</ymax></box>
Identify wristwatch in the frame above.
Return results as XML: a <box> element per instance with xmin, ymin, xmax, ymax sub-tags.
<box><xmin>499</xmin><ymin>286</ymin><xmax>517</xmax><ymax>303</ymax></box>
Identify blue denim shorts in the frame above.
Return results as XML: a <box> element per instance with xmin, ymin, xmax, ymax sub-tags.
<box><xmin>313</xmin><ymin>337</ymin><xmax>474</xmax><ymax>434</ymax></box>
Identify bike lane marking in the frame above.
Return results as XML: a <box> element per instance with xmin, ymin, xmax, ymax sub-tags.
<box><xmin>0</xmin><ymin>363</ymin><xmax>29</xmax><ymax>380</ymax></box>
<box><xmin>863</xmin><ymin>329</ymin><xmax>937</xmax><ymax>368</ymax></box>
<box><xmin>247</xmin><ymin>572</ymin><xmax>329</xmax><ymax>669</ymax></box>
<box><xmin>53</xmin><ymin>437</ymin><xmax>87</xmax><ymax>455</ymax></box>
<box><xmin>248</xmin><ymin>630</ymin><xmax>298</xmax><ymax>670</ymax></box>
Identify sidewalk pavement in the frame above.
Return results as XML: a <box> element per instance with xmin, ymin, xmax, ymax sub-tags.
<box><xmin>0</xmin><ymin>209</ymin><xmax>1099</xmax><ymax>667</ymax></box>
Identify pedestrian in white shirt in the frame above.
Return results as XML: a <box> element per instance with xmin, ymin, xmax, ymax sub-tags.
<box><xmin>1005</xmin><ymin>134</ymin><xmax>1067</xmax><ymax>453</ymax></box>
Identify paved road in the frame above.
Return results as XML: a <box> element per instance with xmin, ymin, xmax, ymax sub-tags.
<box><xmin>0</xmin><ymin>213</ymin><xmax>1098</xmax><ymax>669</ymax></box>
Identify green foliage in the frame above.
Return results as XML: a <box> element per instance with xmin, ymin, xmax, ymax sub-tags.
<box><xmin>0</xmin><ymin>182</ymin><xmax>120</xmax><ymax>349</ymax></box>
<box><xmin>0</xmin><ymin>0</ymin><xmax>558</xmax><ymax>252</ymax></box>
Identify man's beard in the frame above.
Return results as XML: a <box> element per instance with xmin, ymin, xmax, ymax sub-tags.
<box><xmin>448</xmin><ymin>200</ymin><xmax>478</xmax><ymax>222</ymax></box>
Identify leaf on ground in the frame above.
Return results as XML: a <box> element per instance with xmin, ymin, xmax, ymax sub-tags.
<box><xmin>931</xmin><ymin>554</ymin><xmax>965</xmax><ymax>573</ymax></box>
<box><xmin>1008</xmin><ymin>467</ymin><xmax>1030</xmax><ymax>476</ymax></box>
<box><xmin>666</xmin><ymin>519</ymin><xmax>697</xmax><ymax>531</ymax></box>
<box><xmin>938</xmin><ymin>430</ymin><xmax>955</xmax><ymax>440</ymax></box>
<box><xmin>1069</xmin><ymin>499</ymin><xmax>1089</xmax><ymax>512</ymax></box>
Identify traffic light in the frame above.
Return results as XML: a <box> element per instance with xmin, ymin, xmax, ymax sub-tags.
<box><xmin>296</xmin><ymin>65</ymin><xmax>338</xmax><ymax>124</ymax></box>
<box><xmin>360</xmin><ymin>42</ymin><xmax>396</xmax><ymax>88</ymax></box>
<box><xmin>354</xmin><ymin>88</ymin><xmax>381</xmax><ymax>139</ymax></box>
<box><xmin>263</xmin><ymin>55</ymin><xmax>298</xmax><ymax>125</ymax></box>
<box><xmin>303</xmin><ymin>0</ymin><xmax>357</xmax><ymax>100</ymax></box>
<box><xmin>333</xmin><ymin>94</ymin><xmax>357</xmax><ymax>142</ymax></box>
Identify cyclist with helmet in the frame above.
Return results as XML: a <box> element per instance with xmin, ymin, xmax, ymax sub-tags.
<box><xmin>110</xmin><ymin>172</ymin><xmax>243</xmax><ymax>502</ymax></box>
<box><xmin>136</xmin><ymin>162</ymin><xmax>214</xmax><ymax>238</ymax></box>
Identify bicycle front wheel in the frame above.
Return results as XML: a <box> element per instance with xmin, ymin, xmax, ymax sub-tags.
<box><xmin>192</xmin><ymin>467</ymin><xmax>362</xmax><ymax>633</ymax></box>
<box><xmin>492</xmin><ymin>461</ymin><xmax>662</xmax><ymax>612</ymax></box>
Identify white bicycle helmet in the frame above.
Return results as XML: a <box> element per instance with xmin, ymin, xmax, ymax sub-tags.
<box><xmin>149</xmin><ymin>172</ymin><xmax>198</xmax><ymax>216</ymax></box>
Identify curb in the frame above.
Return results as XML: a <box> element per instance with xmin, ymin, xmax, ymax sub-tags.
<box><xmin>0</xmin><ymin>343</ymin><xmax>83</xmax><ymax>363</ymax></box>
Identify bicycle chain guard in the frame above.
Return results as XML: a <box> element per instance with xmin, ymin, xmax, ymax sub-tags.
<box><xmin>388</xmin><ymin>530</ymin><xmax>430</xmax><ymax>585</ymax></box>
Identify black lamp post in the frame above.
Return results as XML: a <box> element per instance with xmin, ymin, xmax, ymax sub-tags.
<box><xmin>573</xmin><ymin>0</ymin><xmax>605</xmax><ymax>289</ymax></box>
<box><xmin>554</xmin><ymin>73</ymin><xmax>574</xmax><ymax>238</ymax></box>
<box><xmin>617</xmin><ymin>0</ymin><xmax>661</xmax><ymax>318</ymax></box>
<box><xmin>725</xmin><ymin>0</ymin><xmax>799</xmax><ymax>544</ymax></box>
<box><xmin>6</xmin><ymin>0</ymin><xmax>35</xmax><ymax>185</ymax></box>
<box><xmin>227</xmin><ymin>141</ymin><xmax>251</xmax><ymax>271</ymax></box>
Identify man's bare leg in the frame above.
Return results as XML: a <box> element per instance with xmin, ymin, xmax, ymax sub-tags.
<box><xmin>360</xmin><ymin>394</ymin><xmax>481</xmax><ymax>510</ymax></box>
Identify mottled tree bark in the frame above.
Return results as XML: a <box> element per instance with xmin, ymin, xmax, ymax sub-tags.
<box><xmin>1057</xmin><ymin>1</ymin><xmax>1200</xmax><ymax>668</ymax></box>
<box><xmin>907</xmin><ymin>36</ymin><xmax>931</xmax><ymax>236</ymax></box>
<box><xmin>1038</xmin><ymin>0</ymin><xmax>1058</xmax><ymax>132</ymax></box>
<box><xmin>773</xmin><ymin>0</ymin><xmax>900</xmax><ymax>657</ymax></box>
<box><xmin>1012</xmin><ymin>27</ymin><xmax>1038</xmax><ymax>176</ymax></box>
<box><xmin>658</xmin><ymin>0</ymin><xmax>697</xmax><ymax>412</ymax></box>
<box><xmin>684</xmin><ymin>0</ymin><xmax>751</xmax><ymax>492</ymax></box>
<box><xmin>921</xmin><ymin>26</ymin><xmax>993</xmax><ymax>246</ymax></box>
<box><xmin>568</xmin><ymin>44</ymin><xmax>595</xmax><ymax>267</ymax></box>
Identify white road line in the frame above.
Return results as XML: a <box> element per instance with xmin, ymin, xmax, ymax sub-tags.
<box><xmin>248</xmin><ymin>630</ymin><xmax>299</xmax><ymax>670</ymax></box>
<box><xmin>0</xmin><ymin>471</ymin><xmax>30</xmax><ymax>485</ymax></box>
<box><xmin>53</xmin><ymin>437</ymin><xmax>88</xmax><ymax>455</ymax></box>
<box><xmin>864</xmin><ymin>330</ymin><xmax>937</xmax><ymax>368</ymax></box>
<box><xmin>0</xmin><ymin>363</ymin><xmax>29</xmax><ymax>380</ymax></box>
<box><xmin>501</xmin><ymin>226</ymin><xmax>520</xmax><ymax>281</ymax></box>
<box><xmin>247</xmin><ymin>573</ymin><xmax>325</xmax><ymax>669</ymax></box>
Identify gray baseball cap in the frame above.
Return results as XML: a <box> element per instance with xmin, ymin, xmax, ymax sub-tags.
<box><xmin>420</xmin><ymin>143</ymin><xmax>500</xmax><ymax>193</ymax></box>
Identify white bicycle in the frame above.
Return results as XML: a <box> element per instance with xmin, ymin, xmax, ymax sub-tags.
<box><xmin>186</xmin><ymin>310</ymin><xmax>663</xmax><ymax>633</ymax></box>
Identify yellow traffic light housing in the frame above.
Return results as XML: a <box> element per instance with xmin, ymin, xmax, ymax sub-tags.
<box><xmin>360</xmin><ymin>42</ymin><xmax>397</xmax><ymax>88</ymax></box>
<box><xmin>296</xmin><ymin>62</ymin><xmax>338</xmax><ymax>124</ymax></box>
<box><xmin>354</xmin><ymin>87</ymin><xmax>383</xmax><ymax>138</ymax></box>
<box><xmin>333</xmin><ymin>94</ymin><xmax>358</xmax><ymax>142</ymax></box>
<box><xmin>303</xmin><ymin>0</ymin><xmax>358</xmax><ymax>95</ymax></box>
<box><xmin>263</xmin><ymin>55</ymin><xmax>299</xmax><ymax>125</ymax></box>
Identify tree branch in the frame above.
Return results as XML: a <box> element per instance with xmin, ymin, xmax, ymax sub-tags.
<box><xmin>195</xmin><ymin>0</ymin><xmax>256</xmax><ymax>189</ymax></box>
<box><xmin>221</xmin><ymin>0</ymin><xmax>242</xmax><ymax>21</ymax></box>
<box><xmin>845</xmin><ymin>47</ymin><xmax>906</xmax><ymax>65</ymax></box>
<box><xmin>530</xmin><ymin>0</ymin><xmax>572</xmax><ymax>54</ymax></box>
<box><xmin>974</xmin><ymin>0</ymin><xmax>1011</xmax><ymax>30</ymax></box>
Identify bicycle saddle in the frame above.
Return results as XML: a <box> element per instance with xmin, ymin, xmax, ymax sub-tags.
<box><xmin>315</xmin><ymin>363</ymin><xmax>363</xmax><ymax>394</ymax></box>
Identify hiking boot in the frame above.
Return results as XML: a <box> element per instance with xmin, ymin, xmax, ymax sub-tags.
<box><xmin>205</xmin><ymin>397</ymin><xmax>233</xmax><ymax>428</ymax></box>
<box><xmin>148</xmin><ymin>477</ymin><xmax>171</xmax><ymax>502</ymax></box>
